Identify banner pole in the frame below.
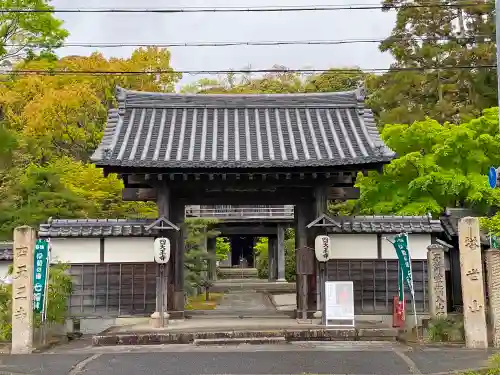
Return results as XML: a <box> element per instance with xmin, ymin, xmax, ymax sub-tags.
<box><xmin>401</xmin><ymin>262</ymin><xmax>405</xmax><ymax>321</ymax></box>
<box><xmin>405</xmin><ymin>233</ymin><xmax>419</xmax><ymax>338</ymax></box>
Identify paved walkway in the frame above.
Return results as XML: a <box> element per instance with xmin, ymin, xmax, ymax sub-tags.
<box><xmin>214</xmin><ymin>291</ymin><xmax>276</xmax><ymax>313</ymax></box>
<box><xmin>0</xmin><ymin>342</ymin><xmax>497</xmax><ymax>375</ymax></box>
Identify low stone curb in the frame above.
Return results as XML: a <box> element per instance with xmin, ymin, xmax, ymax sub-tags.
<box><xmin>193</xmin><ymin>337</ymin><xmax>287</xmax><ymax>345</ymax></box>
<box><xmin>92</xmin><ymin>327</ymin><xmax>398</xmax><ymax>346</ymax></box>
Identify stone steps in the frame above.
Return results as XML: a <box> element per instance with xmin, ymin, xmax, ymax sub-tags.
<box><xmin>211</xmin><ymin>280</ymin><xmax>296</xmax><ymax>293</ymax></box>
<box><xmin>185</xmin><ymin>311</ymin><xmax>294</xmax><ymax>319</ymax></box>
<box><xmin>92</xmin><ymin>327</ymin><xmax>399</xmax><ymax>346</ymax></box>
<box><xmin>193</xmin><ymin>336</ymin><xmax>287</xmax><ymax>345</ymax></box>
<box><xmin>218</xmin><ymin>268</ymin><xmax>259</xmax><ymax>279</ymax></box>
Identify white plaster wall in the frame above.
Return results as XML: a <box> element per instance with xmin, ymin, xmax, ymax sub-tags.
<box><xmin>380</xmin><ymin>234</ymin><xmax>431</xmax><ymax>260</ymax></box>
<box><xmin>104</xmin><ymin>238</ymin><xmax>154</xmax><ymax>263</ymax></box>
<box><xmin>329</xmin><ymin>234</ymin><xmax>378</xmax><ymax>259</ymax></box>
<box><xmin>50</xmin><ymin>238</ymin><xmax>100</xmax><ymax>264</ymax></box>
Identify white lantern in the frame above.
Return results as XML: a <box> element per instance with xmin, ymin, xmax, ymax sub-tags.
<box><xmin>315</xmin><ymin>235</ymin><xmax>332</xmax><ymax>262</ymax></box>
<box><xmin>153</xmin><ymin>237</ymin><xmax>171</xmax><ymax>264</ymax></box>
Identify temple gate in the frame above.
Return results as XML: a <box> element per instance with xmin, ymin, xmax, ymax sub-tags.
<box><xmin>90</xmin><ymin>86</ymin><xmax>394</xmax><ymax>318</ymax></box>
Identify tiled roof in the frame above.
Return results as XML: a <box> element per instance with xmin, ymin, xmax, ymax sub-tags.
<box><xmin>326</xmin><ymin>215</ymin><xmax>443</xmax><ymax>234</ymax></box>
<box><xmin>0</xmin><ymin>242</ymin><xmax>13</xmax><ymax>260</ymax></box>
<box><xmin>39</xmin><ymin>219</ymin><xmax>159</xmax><ymax>238</ymax></box>
<box><xmin>39</xmin><ymin>215</ymin><xmax>443</xmax><ymax>238</ymax></box>
<box><xmin>90</xmin><ymin>86</ymin><xmax>395</xmax><ymax>169</ymax></box>
<box><xmin>440</xmin><ymin>208</ymin><xmax>489</xmax><ymax>244</ymax></box>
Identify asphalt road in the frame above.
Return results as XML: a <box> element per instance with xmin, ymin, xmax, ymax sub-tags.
<box><xmin>0</xmin><ymin>342</ymin><xmax>496</xmax><ymax>375</ymax></box>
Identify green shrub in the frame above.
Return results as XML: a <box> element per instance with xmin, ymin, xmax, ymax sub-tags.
<box><xmin>427</xmin><ymin>315</ymin><xmax>464</xmax><ymax>342</ymax></box>
<box><xmin>254</xmin><ymin>237</ymin><xmax>269</xmax><ymax>279</ymax></box>
<box><xmin>0</xmin><ymin>262</ymin><xmax>73</xmax><ymax>341</ymax></box>
<box><xmin>216</xmin><ymin>237</ymin><xmax>230</xmax><ymax>261</ymax></box>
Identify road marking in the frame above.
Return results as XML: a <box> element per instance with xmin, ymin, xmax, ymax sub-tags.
<box><xmin>68</xmin><ymin>353</ymin><xmax>101</xmax><ymax>375</ymax></box>
<box><xmin>393</xmin><ymin>348</ymin><xmax>422</xmax><ymax>375</ymax></box>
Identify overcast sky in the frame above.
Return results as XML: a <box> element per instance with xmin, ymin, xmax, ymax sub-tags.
<box><xmin>52</xmin><ymin>0</ymin><xmax>395</xmax><ymax>86</ymax></box>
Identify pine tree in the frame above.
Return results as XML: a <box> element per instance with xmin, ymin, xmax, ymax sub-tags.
<box><xmin>368</xmin><ymin>0</ymin><xmax>496</xmax><ymax>125</ymax></box>
<box><xmin>183</xmin><ymin>218</ymin><xmax>219</xmax><ymax>296</ymax></box>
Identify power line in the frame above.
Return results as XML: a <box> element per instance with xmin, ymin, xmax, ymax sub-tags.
<box><xmin>1</xmin><ymin>65</ymin><xmax>496</xmax><ymax>76</ymax></box>
<box><xmin>1</xmin><ymin>2</ymin><xmax>492</xmax><ymax>13</ymax></box>
<box><xmin>3</xmin><ymin>35</ymin><xmax>494</xmax><ymax>49</ymax></box>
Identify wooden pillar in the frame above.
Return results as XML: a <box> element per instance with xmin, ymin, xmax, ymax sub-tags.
<box><xmin>313</xmin><ymin>186</ymin><xmax>328</xmax><ymax>318</ymax></box>
<box><xmin>171</xmin><ymin>199</ymin><xmax>185</xmax><ymax>317</ymax></box>
<box><xmin>154</xmin><ymin>184</ymin><xmax>185</xmax><ymax>319</ymax></box>
<box><xmin>295</xmin><ymin>201</ymin><xmax>312</xmax><ymax>319</ymax></box>
<box><xmin>277</xmin><ymin>225</ymin><xmax>286</xmax><ymax>281</ymax></box>
<box><xmin>449</xmin><ymin>246</ymin><xmax>463</xmax><ymax>311</ymax></box>
<box><xmin>155</xmin><ymin>185</ymin><xmax>170</xmax><ymax>320</ymax></box>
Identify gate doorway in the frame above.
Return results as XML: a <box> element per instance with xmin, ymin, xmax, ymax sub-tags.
<box><xmin>230</xmin><ymin>236</ymin><xmax>255</xmax><ymax>267</ymax></box>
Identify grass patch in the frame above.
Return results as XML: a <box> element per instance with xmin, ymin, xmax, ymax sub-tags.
<box><xmin>185</xmin><ymin>293</ymin><xmax>224</xmax><ymax>310</ymax></box>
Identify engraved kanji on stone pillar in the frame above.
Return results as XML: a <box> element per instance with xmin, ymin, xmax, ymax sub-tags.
<box><xmin>458</xmin><ymin>217</ymin><xmax>488</xmax><ymax>348</ymax></box>
<box><xmin>11</xmin><ymin>226</ymin><xmax>35</xmax><ymax>355</ymax></box>
<box><xmin>485</xmin><ymin>248</ymin><xmax>500</xmax><ymax>347</ymax></box>
<box><xmin>427</xmin><ymin>243</ymin><xmax>447</xmax><ymax>318</ymax></box>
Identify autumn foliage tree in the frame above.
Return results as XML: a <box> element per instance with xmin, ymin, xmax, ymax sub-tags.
<box><xmin>0</xmin><ymin>48</ymin><xmax>179</xmax><ymax>239</ymax></box>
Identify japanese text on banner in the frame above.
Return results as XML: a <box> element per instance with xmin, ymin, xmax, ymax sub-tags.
<box><xmin>33</xmin><ymin>239</ymin><xmax>49</xmax><ymax>313</ymax></box>
<box><xmin>393</xmin><ymin>233</ymin><xmax>415</xmax><ymax>297</ymax></box>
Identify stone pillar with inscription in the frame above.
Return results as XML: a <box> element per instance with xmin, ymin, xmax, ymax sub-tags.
<box><xmin>11</xmin><ymin>226</ymin><xmax>36</xmax><ymax>355</ymax></box>
<box><xmin>458</xmin><ymin>217</ymin><xmax>488</xmax><ymax>348</ymax></box>
<box><xmin>427</xmin><ymin>243</ymin><xmax>447</xmax><ymax>318</ymax></box>
<box><xmin>485</xmin><ymin>248</ymin><xmax>500</xmax><ymax>347</ymax></box>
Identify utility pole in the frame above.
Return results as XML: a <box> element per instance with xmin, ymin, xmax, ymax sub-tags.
<box><xmin>496</xmin><ymin>0</ymin><xmax>500</xmax><ymax>130</ymax></box>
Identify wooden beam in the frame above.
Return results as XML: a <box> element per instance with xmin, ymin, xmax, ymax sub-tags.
<box><xmin>122</xmin><ymin>171</ymin><xmax>355</xmax><ymax>187</ymax></box>
<box><xmin>122</xmin><ymin>186</ymin><xmax>357</xmax><ymax>203</ymax></box>
<box><xmin>122</xmin><ymin>188</ymin><xmax>156</xmax><ymax>201</ymax></box>
<box><xmin>327</xmin><ymin>187</ymin><xmax>360</xmax><ymax>200</ymax></box>
<box><xmin>216</xmin><ymin>226</ymin><xmax>279</xmax><ymax>236</ymax></box>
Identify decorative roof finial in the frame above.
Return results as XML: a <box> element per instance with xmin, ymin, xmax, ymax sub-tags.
<box><xmin>355</xmin><ymin>85</ymin><xmax>366</xmax><ymax>101</ymax></box>
<box><xmin>115</xmin><ymin>86</ymin><xmax>127</xmax><ymax>101</ymax></box>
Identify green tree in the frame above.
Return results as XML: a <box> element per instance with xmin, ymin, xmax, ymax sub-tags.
<box><xmin>368</xmin><ymin>0</ymin><xmax>496</xmax><ymax>125</ymax></box>
<box><xmin>0</xmin><ymin>156</ymin><xmax>156</xmax><ymax>239</ymax></box>
<box><xmin>0</xmin><ymin>162</ymin><xmax>91</xmax><ymax>239</ymax></box>
<box><xmin>0</xmin><ymin>0</ymin><xmax>68</xmax><ymax>64</ymax></box>
<box><xmin>254</xmin><ymin>237</ymin><xmax>269</xmax><ymax>279</ymax></box>
<box><xmin>351</xmin><ymin>107</ymin><xmax>500</xmax><ymax>217</ymax></box>
<box><xmin>216</xmin><ymin>237</ymin><xmax>230</xmax><ymax>261</ymax></box>
<box><xmin>0</xmin><ymin>262</ymin><xmax>72</xmax><ymax>341</ymax></box>
<box><xmin>181</xmin><ymin>66</ymin><xmax>366</xmax><ymax>94</ymax></box>
<box><xmin>303</xmin><ymin>68</ymin><xmax>366</xmax><ymax>92</ymax></box>
<box><xmin>184</xmin><ymin>218</ymin><xmax>219</xmax><ymax>296</ymax></box>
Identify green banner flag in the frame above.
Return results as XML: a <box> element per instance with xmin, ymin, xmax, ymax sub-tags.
<box><xmin>393</xmin><ymin>233</ymin><xmax>415</xmax><ymax>297</ymax></box>
<box><xmin>33</xmin><ymin>239</ymin><xmax>49</xmax><ymax>313</ymax></box>
<box><xmin>490</xmin><ymin>234</ymin><xmax>499</xmax><ymax>249</ymax></box>
<box><xmin>398</xmin><ymin>262</ymin><xmax>404</xmax><ymax>302</ymax></box>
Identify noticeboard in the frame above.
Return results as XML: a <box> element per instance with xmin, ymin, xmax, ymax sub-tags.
<box><xmin>324</xmin><ymin>281</ymin><xmax>355</xmax><ymax>327</ymax></box>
